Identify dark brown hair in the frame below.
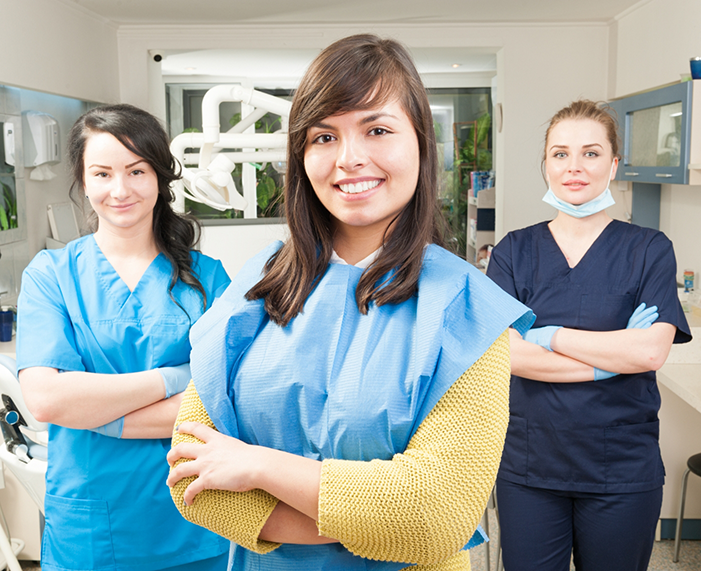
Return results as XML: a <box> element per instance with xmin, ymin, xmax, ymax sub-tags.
<box><xmin>246</xmin><ymin>34</ymin><xmax>444</xmax><ymax>326</ymax></box>
<box><xmin>543</xmin><ymin>99</ymin><xmax>620</xmax><ymax>165</ymax></box>
<box><xmin>67</xmin><ymin>103</ymin><xmax>208</xmax><ymax>313</ymax></box>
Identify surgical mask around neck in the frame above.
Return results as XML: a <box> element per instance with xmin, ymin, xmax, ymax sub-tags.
<box><xmin>542</xmin><ymin>160</ymin><xmax>617</xmax><ymax>219</ymax></box>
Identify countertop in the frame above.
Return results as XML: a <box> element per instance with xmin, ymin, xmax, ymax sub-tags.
<box><xmin>658</xmin><ymin>364</ymin><xmax>701</xmax><ymax>414</ymax></box>
<box><xmin>658</xmin><ymin>305</ymin><xmax>701</xmax><ymax>413</ymax></box>
<box><xmin>0</xmin><ymin>336</ymin><xmax>15</xmax><ymax>357</ymax></box>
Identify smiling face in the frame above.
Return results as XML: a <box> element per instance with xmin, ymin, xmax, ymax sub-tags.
<box><xmin>303</xmin><ymin>99</ymin><xmax>420</xmax><ymax>251</ymax></box>
<box><xmin>545</xmin><ymin>118</ymin><xmax>618</xmax><ymax>205</ymax></box>
<box><xmin>83</xmin><ymin>132</ymin><xmax>159</xmax><ymax>235</ymax></box>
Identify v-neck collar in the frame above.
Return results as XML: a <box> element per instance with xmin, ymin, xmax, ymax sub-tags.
<box><xmin>90</xmin><ymin>234</ymin><xmax>166</xmax><ymax>298</ymax></box>
<box><xmin>542</xmin><ymin>219</ymin><xmax>618</xmax><ymax>274</ymax></box>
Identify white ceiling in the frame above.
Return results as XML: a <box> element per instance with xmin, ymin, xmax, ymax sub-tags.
<box><xmin>69</xmin><ymin>0</ymin><xmax>644</xmax><ymax>25</ymax></box>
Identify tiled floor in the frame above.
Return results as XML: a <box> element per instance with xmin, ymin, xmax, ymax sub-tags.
<box><xmin>469</xmin><ymin>510</ymin><xmax>701</xmax><ymax>571</ymax></box>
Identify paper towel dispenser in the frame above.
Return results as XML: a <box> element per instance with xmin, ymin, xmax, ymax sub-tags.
<box><xmin>22</xmin><ymin>111</ymin><xmax>59</xmax><ymax>167</ymax></box>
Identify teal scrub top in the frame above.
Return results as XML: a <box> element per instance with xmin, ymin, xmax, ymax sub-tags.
<box><xmin>190</xmin><ymin>242</ymin><xmax>535</xmax><ymax>570</ymax></box>
<box><xmin>17</xmin><ymin>235</ymin><xmax>231</xmax><ymax>571</ymax></box>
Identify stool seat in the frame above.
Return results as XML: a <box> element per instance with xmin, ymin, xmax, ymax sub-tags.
<box><xmin>687</xmin><ymin>453</ymin><xmax>701</xmax><ymax>476</ymax></box>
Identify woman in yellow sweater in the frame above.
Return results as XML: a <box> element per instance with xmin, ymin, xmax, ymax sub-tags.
<box><xmin>166</xmin><ymin>33</ymin><xmax>533</xmax><ymax>571</ymax></box>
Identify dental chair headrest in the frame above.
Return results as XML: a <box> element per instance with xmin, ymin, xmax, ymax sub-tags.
<box><xmin>0</xmin><ymin>354</ymin><xmax>48</xmax><ymax>433</ymax></box>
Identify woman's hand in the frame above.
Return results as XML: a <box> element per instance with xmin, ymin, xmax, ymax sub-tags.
<box><xmin>167</xmin><ymin>422</ymin><xmax>263</xmax><ymax>505</ymax></box>
<box><xmin>168</xmin><ymin>421</ymin><xmax>323</xmax><ymax>519</ymax></box>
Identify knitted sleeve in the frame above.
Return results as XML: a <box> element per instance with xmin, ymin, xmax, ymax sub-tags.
<box><xmin>169</xmin><ymin>381</ymin><xmax>281</xmax><ymax>554</ymax></box>
<box><xmin>317</xmin><ymin>329</ymin><xmax>510</xmax><ymax>566</ymax></box>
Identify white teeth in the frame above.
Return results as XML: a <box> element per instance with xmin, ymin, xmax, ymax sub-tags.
<box><xmin>338</xmin><ymin>179</ymin><xmax>381</xmax><ymax>194</ymax></box>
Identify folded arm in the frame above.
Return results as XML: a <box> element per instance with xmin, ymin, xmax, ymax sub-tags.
<box><xmin>509</xmin><ymin>329</ymin><xmax>596</xmax><ymax>383</ymax></box>
<box><xmin>315</xmin><ymin>330</ymin><xmax>510</xmax><ymax>564</ymax></box>
<box><xmin>168</xmin><ymin>331</ymin><xmax>510</xmax><ymax>564</ymax></box>
<box><xmin>20</xmin><ymin>366</ymin><xmax>167</xmax><ymax>429</ymax></box>
<box><xmin>550</xmin><ymin>322</ymin><xmax>676</xmax><ymax>374</ymax></box>
<box><xmin>121</xmin><ymin>392</ymin><xmax>184</xmax><ymax>439</ymax></box>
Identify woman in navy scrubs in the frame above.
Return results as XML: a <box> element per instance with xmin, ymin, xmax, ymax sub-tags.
<box><xmin>487</xmin><ymin>100</ymin><xmax>691</xmax><ymax>571</ymax></box>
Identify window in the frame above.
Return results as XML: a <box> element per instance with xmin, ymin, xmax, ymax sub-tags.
<box><xmin>167</xmin><ymin>84</ymin><xmax>494</xmax><ymax>260</ymax></box>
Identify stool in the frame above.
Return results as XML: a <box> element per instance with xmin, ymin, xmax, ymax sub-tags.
<box><xmin>673</xmin><ymin>453</ymin><xmax>701</xmax><ymax>563</ymax></box>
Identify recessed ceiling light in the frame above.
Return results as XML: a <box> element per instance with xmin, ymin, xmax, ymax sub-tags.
<box><xmin>185</xmin><ymin>67</ymin><xmax>196</xmax><ymax>71</ymax></box>
<box><xmin>452</xmin><ymin>63</ymin><xmax>461</xmax><ymax>68</ymax></box>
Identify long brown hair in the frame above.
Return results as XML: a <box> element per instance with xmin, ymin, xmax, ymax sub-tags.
<box><xmin>67</xmin><ymin>104</ymin><xmax>208</xmax><ymax>313</ymax></box>
<box><xmin>246</xmin><ymin>34</ymin><xmax>444</xmax><ymax>326</ymax></box>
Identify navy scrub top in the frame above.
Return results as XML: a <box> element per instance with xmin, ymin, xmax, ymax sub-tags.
<box><xmin>487</xmin><ymin>220</ymin><xmax>691</xmax><ymax>494</ymax></box>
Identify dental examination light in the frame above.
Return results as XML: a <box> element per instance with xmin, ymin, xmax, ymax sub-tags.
<box><xmin>170</xmin><ymin>86</ymin><xmax>291</xmax><ymax>215</ymax></box>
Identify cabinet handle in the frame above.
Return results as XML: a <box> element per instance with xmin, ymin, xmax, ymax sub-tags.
<box><xmin>655</xmin><ymin>173</ymin><xmax>673</xmax><ymax>178</ymax></box>
<box><xmin>624</xmin><ymin>172</ymin><xmax>639</xmax><ymax>176</ymax></box>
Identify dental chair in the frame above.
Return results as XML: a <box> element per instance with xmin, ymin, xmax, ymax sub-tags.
<box><xmin>0</xmin><ymin>355</ymin><xmax>47</xmax><ymax>571</ymax></box>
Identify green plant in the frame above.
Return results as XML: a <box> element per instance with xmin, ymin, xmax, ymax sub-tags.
<box><xmin>433</xmin><ymin>120</ymin><xmax>444</xmax><ymax>143</ymax></box>
<box><xmin>254</xmin><ymin>164</ymin><xmax>284</xmax><ymax>217</ymax></box>
<box><xmin>459</xmin><ymin>113</ymin><xmax>492</xmax><ymax>170</ymax></box>
<box><xmin>445</xmin><ymin>112</ymin><xmax>493</xmax><ymax>258</ymax></box>
<box><xmin>0</xmin><ymin>180</ymin><xmax>17</xmax><ymax>231</ymax></box>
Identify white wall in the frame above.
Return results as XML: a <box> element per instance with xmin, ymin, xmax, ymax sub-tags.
<box><xmin>200</xmin><ymin>223</ymin><xmax>288</xmax><ymax>278</ymax></box>
<box><xmin>18</xmin><ymin>90</ymin><xmax>92</xmax><ymax>256</ymax></box>
<box><xmin>0</xmin><ymin>0</ymin><xmax>120</xmax><ymax>104</ymax></box>
<box><xmin>613</xmin><ymin>0</ymin><xmax>701</xmax><ymax>282</ymax></box>
<box><xmin>117</xmin><ymin>22</ymin><xmax>610</xmax><ymax>243</ymax></box>
<box><xmin>613</xmin><ymin>0</ymin><xmax>701</xmax><ymax>519</ymax></box>
<box><xmin>0</xmin><ymin>0</ymin><xmax>122</xmax><ymax>262</ymax></box>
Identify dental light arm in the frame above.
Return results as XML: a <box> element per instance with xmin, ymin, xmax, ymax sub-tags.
<box><xmin>170</xmin><ymin>86</ymin><xmax>292</xmax><ymax>214</ymax></box>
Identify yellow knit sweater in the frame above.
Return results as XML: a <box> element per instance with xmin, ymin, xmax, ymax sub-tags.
<box><xmin>169</xmin><ymin>330</ymin><xmax>510</xmax><ymax>570</ymax></box>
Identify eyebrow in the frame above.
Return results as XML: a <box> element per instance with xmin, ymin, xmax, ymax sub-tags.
<box><xmin>311</xmin><ymin>112</ymin><xmax>399</xmax><ymax>130</ymax></box>
<box><xmin>549</xmin><ymin>143</ymin><xmax>604</xmax><ymax>151</ymax></box>
<box><xmin>87</xmin><ymin>159</ymin><xmax>146</xmax><ymax>170</ymax></box>
<box><xmin>360</xmin><ymin>112</ymin><xmax>398</xmax><ymax>124</ymax></box>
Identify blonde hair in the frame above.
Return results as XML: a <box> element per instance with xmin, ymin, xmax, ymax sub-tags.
<box><xmin>544</xmin><ymin>100</ymin><xmax>620</xmax><ymax>162</ymax></box>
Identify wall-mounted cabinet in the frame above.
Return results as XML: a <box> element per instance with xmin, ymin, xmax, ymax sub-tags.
<box><xmin>610</xmin><ymin>80</ymin><xmax>701</xmax><ymax>185</ymax></box>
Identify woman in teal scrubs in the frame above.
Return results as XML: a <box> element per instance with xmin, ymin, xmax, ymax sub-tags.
<box><xmin>16</xmin><ymin>104</ymin><xmax>231</xmax><ymax>571</ymax></box>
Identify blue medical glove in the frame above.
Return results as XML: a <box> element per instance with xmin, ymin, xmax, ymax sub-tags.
<box><xmin>159</xmin><ymin>363</ymin><xmax>192</xmax><ymax>398</ymax></box>
<box><xmin>593</xmin><ymin>367</ymin><xmax>617</xmax><ymax>381</ymax></box>
<box><xmin>626</xmin><ymin>302</ymin><xmax>658</xmax><ymax>330</ymax></box>
<box><xmin>523</xmin><ymin>326</ymin><xmax>562</xmax><ymax>351</ymax></box>
<box><xmin>89</xmin><ymin>416</ymin><xmax>125</xmax><ymax>438</ymax></box>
